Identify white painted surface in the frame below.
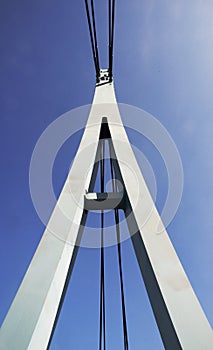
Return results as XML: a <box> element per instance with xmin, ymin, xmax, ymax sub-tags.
<box><xmin>0</xmin><ymin>82</ymin><xmax>212</xmax><ymax>349</ymax></box>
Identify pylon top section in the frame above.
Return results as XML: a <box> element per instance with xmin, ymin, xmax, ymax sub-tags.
<box><xmin>84</xmin><ymin>0</ymin><xmax>115</xmax><ymax>84</ymax></box>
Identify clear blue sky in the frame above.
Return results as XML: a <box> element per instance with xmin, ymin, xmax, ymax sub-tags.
<box><xmin>0</xmin><ymin>1</ymin><xmax>213</xmax><ymax>349</ymax></box>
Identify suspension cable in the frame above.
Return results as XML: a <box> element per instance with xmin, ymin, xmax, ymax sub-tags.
<box><xmin>109</xmin><ymin>0</ymin><xmax>115</xmax><ymax>79</ymax></box>
<box><xmin>108</xmin><ymin>0</ymin><xmax>111</xmax><ymax>74</ymax></box>
<box><xmin>84</xmin><ymin>0</ymin><xmax>100</xmax><ymax>78</ymax></box>
<box><xmin>91</xmin><ymin>0</ymin><xmax>100</xmax><ymax>73</ymax></box>
<box><xmin>85</xmin><ymin>0</ymin><xmax>116</xmax><ymax>81</ymax></box>
<box><xmin>115</xmin><ymin>209</ymin><xmax>129</xmax><ymax>350</ymax></box>
<box><xmin>110</xmin><ymin>155</ymin><xmax>129</xmax><ymax>350</ymax></box>
<box><xmin>99</xmin><ymin>140</ymin><xmax>106</xmax><ymax>350</ymax></box>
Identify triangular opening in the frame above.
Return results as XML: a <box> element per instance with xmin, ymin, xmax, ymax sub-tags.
<box><xmin>48</xmin><ymin>119</ymin><xmax>165</xmax><ymax>349</ymax></box>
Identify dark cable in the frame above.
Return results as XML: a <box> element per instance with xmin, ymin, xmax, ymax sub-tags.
<box><xmin>85</xmin><ymin>0</ymin><xmax>115</xmax><ymax>81</ymax></box>
<box><xmin>108</xmin><ymin>0</ymin><xmax>111</xmax><ymax>76</ymax></box>
<box><xmin>99</xmin><ymin>140</ymin><xmax>106</xmax><ymax>350</ymax></box>
<box><xmin>111</xmin><ymin>0</ymin><xmax>115</xmax><ymax>57</ymax></box>
<box><xmin>115</xmin><ymin>209</ymin><xmax>129</xmax><ymax>350</ymax></box>
<box><xmin>84</xmin><ymin>0</ymin><xmax>99</xmax><ymax>77</ymax></box>
<box><xmin>109</xmin><ymin>0</ymin><xmax>115</xmax><ymax>79</ymax></box>
<box><xmin>91</xmin><ymin>0</ymin><xmax>100</xmax><ymax>74</ymax></box>
<box><xmin>110</xmin><ymin>153</ymin><xmax>129</xmax><ymax>350</ymax></box>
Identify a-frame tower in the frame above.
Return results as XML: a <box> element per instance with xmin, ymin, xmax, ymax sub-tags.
<box><xmin>0</xmin><ymin>1</ymin><xmax>212</xmax><ymax>349</ymax></box>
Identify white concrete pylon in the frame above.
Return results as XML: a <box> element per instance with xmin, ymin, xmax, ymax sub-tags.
<box><xmin>0</xmin><ymin>78</ymin><xmax>212</xmax><ymax>350</ymax></box>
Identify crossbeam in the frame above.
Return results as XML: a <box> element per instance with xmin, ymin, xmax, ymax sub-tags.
<box><xmin>84</xmin><ymin>191</ymin><xmax>124</xmax><ymax>210</ymax></box>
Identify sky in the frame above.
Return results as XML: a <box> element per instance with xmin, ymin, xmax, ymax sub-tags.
<box><xmin>0</xmin><ymin>0</ymin><xmax>213</xmax><ymax>349</ymax></box>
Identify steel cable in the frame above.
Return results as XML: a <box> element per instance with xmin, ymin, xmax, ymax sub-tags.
<box><xmin>84</xmin><ymin>0</ymin><xmax>100</xmax><ymax>78</ymax></box>
<box><xmin>109</xmin><ymin>0</ymin><xmax>115</xmax><ymax>79</ymax></box>
<box><xmin>99</xmin><ymin>140</ymin><xmax>106</xmax><ymax>350</ymax></box>
<box><xmin>110</xmin><ymin>155</ymin><xmax>129</xmax><ymax>350</ymax></box>
<box><xmin>85</xmin><ymin>0</ymin><xmax>116</xmax><ymax>81</ymax></box>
